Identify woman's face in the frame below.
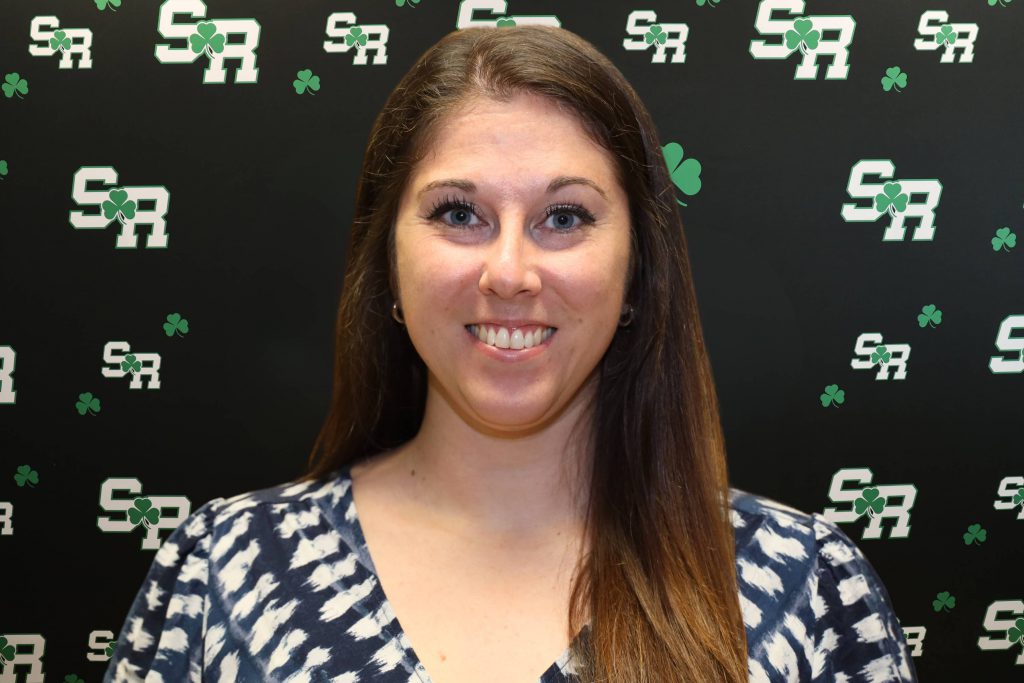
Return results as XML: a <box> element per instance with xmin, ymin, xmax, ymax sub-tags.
<box><xmin>393</xmin><ymin>92</ymin><xmax>632</xmax><ymax>433</ymax></box>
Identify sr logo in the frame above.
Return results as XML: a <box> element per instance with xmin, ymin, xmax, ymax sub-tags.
<box><xmin>841</xmin><ymin>160</ymin><xmax>943</xmax><ymax>242</ymax></box>
<box><xmin>988</xmin><ymin>315</ymin><xmax>1024</xmax><ymax>375</ymax></box>
<box><xmin>154</xmin><ymin>0</ymin><xmax>261</xmax><ymax>84</ymax></box>
<box><xmin>29</xmin><ymin>16</ymin><xmax>93</xmax><ymax>69</ymax></box>
<box><xmin>323</xmin><ymin>13</ymin><xmax>389</xmax><ymax>65</ymax></box>
<box><xmin>749</xmin><ymin>0</ymin><xmax>855</xmax><ymax>80</ymax></box>
<box><xmin>821</xmin><ymin>468</ymin><xmax>917</xmax><ymax>540</ymax></box>
<box><xmin>97</xmin><ymin>478</ymin><xmax>191</xmax><ymax>550</ymax></box>
<box><xmin>623</xmin><ymin>11</ymin><xmax>689</xmax><ymax>64</ymax></box>
<box><xmin>68</xmin><ymin>167</ymin><xmax>171</xmax><ymax>249</ymax></box>
<box><xmin>0</xmin><ymin>346</ymin><xmax>16</xmax><ymax>404</ymax></box>
<box><xmin>102</xmin><ymin>341</ymin><xmax>162</xmax><ymax>390</ymax></box>
<box><xmin>850</xmin><ymin>332</ymin><xmax>911</xmax><ymax>380</ymax></box>
<box><xmin>913</xmin><ymin>10</ymin><xmax>978</xmax><ymax>63</ymax></box>
<box><xmin>455</xmin><ymin>0</ymin><xmax>560</xmax><ymax>28</ymax></box>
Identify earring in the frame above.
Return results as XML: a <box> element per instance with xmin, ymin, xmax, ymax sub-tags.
<box><xmin>618</xmin><ymin>303</ymin><xmax>634</xmax><ymax>327</ymax></box>
<box><xmin>391</xmin><ymin>301</ymin><xmax>405</xmax><ymax>324</ymax></box>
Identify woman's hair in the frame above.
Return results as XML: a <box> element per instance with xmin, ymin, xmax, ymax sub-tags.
<box><xmin>298</xmin><ymin>24</ymin><xmax>748</xmax><ymax>683</ymax></box>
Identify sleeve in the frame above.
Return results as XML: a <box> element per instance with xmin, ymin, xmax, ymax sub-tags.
<box><xmin>808</xmin><ymin>513</ymin><xmax>918</xmax><ymax>683</ymax></box>
<box><xmin>103</xmin><ymin>497</ymin><xmax>224</xmax><ymax>683</ymax></box>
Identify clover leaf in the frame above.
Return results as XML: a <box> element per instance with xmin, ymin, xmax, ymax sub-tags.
<box><xmin>989</xmin><ymin>0</ymin><xmax>1014</xmax><ymax>5</ymax></box>
<box><xmin>121</xmin><ymin>353</ymin><xmax>142</xmax><ymax>374</ymax></box>
<box><xmin>870</xmin><ymin>345</ymin><xmax>891</xmax><ymax>365</ymax></box>
<box><xmin>95</xmin><ymin>0</ymin><xmax>122</xmax><ymax>10</ymax></box>
<box><xmin>934</xmin><ymin>24</ymin><xmax>958</xmax><ymax>45</ymax></box>
<box><xmin>992</xmin><ymin>226</ymin><xmax>1016</xmax><ymax>252</ymax></box>
<box><xmin>102</xmin><ymin>188</ymin><xmax>137</xmax><ymax>222</ymax></box>
<box><xmin>2</xmin><ymin>73</ymin><xmax>29</xmax><ymax>99</ymax></box>
<box><xmin>1008</xmin><ymin>618</ymin><xmax>1024</xmax><ymax>646</ymax></box>
<box><xmin>0</xmin><ymin>636</ymin><xmax>16</xmax><ymax>663</ymax></box>
<box><xmin>14</xmin><ymin>464</ymin><xmax>39</xmax><ymax>488</ymax></box>
<box><xmin>164</xmin><ymin>312</ymin><xmax>190</xmax><ymax>337</ymax></box>
<box><xmin>1014</xmin><ymin>486</ymin><xmax>1024</xmax><ymax>508</ymax></box>
<box><xmin>696</xmin><ymin>0</ymin><xmax>722</xmax><ymax>6</ymax></box>
<box><xmin>917</xmin><ymin>304</ymin><xmax>942</xmax><ymax>328</ymax></box>
<box><xmin>819</xmin><ymin>384</ymin><xmax>845</xmax><ymax>407</ymax></box>
<box><xmin>64</xmin><ymin>675</ymin><xmax>85</xmax><ymax>683</ymax></box>
<box><xmin>881</xmin><ymin>66</ymin><xmax>907</xmax><ymax>93</ymax></box>
<box><xmin>645</xmin><ymin>25</ymin><xmax>667</xmax><ymax>45</ymax></box>
<box><xmin>662</xmin><ymin>142</ymin><xmax>702</xmax><ymax>207</ymax></box>
<box><xmin>874</xmin><ymin>181</ymin><xmax>909</xmax><ymax>216</ymax></box>
<box><xmin>345</xmin><ymin>27</ymin><xmax>368</xmax><ymax>47</ymax></box>
<box><xmin>50</xmin><ymin>30</ymin><xmax>72</xmax><ymax>52</ymax></box>
<box><xmin>128</xmin><ymin>497</ymin><xmax>161</xmax><ymax>528</ymax></box>
<box><xmin>76</xmin><ymin>392</ymin><xmax>101</xmax><ymax>415</ymax></box>
<box><xmin>395</xmin><ymin>0</ymin><xmax>421</xmax><ymax>6</ymax></box>
<box><xmin>105</xmin><ymin>640</ymin><xmax>117</xmax><ymax>657</ymax></box>
<box><xmin>932</xmin><ymin>590</ymin><xmax>956</xmax><ymax>612</ymax></box>
<box><xmin>854</xmin><ymin>487</ymin><xmax>886</xmax><ymax>518</ymax></box>
<box><xmin>293</xmin><ymin>69</ymin><xmax>320</xmax><ymax>95</ymax></box>
<box><xmin>495</xmin><ymin>17</ymin><xmax>517</xmax><ymax>27</ymax></box>
<box><xmin>962</xmin><ymin>523</ymin><xmax>986</xmax><ymax>546</ymax></box>
<box><xmin>0</xmin><ymin>159</ymin><xmax>7</xmax><ymax>179</ymax></box>
<box><xmin>189</xmin><ymin>21</ymin><xmax>226</xmax><ymax>57</ymax></box>
<box><xmin>784</xmin><ymin>17</ymin><xmax>820</xmax><ymax>55</ymax></box>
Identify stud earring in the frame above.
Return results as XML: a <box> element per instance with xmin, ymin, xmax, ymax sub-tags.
<box><xmin>391</xmin><ymin>301</ymin><xmax>405</xmax><ymax>324</ymax></box>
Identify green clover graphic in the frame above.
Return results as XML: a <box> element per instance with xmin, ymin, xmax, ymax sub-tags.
<box><xmin>874</xmin><ymin>182</ymin><xmax>909</xmax><ymax>216</ymax></box>
<box><xmin>662</xmin><ymin>142</ymin><xmax>702</xmax><ymax>206</ymax></box>
<box><xmin>933</xmin><ymin>590</ymin><xmax>956</xmax><ymax>612</ymax></box>
<box><xmin>0</xmin><ymin>636</ymin><xmax>16</xmax><ymax>663</ymax></box>
<box><xmin>0</xmin><ymin>159</ymin><xmax>7</xmax><ymax>179</ymax></box>
<box><xmin>870</xmin><ymin>345</ymin><xmax>891</xmax><ymax>365</ymax></box>
<box><xmin>14</xmin><ymin>464</ymin><xmax>39</xmax><ymax>488</ymax></box>
<box><xmin>992</xmin><ymin>226</ymin><xmax>1016</xmax><ymax>252</ymax></box>
<box><xmin>346</xmin><ymin>27</ymin><xmax>368</xmax><ymax>47</ymax></box>
<box><xmin>1008</xmin><ymin>618</ymin><xmax>1024</xmax><ymax>646</ymax></box>
<box><xmin>50</xmin><ymin>30</ymin><xmax>72</xmax><ymax>52</ymax></box>
<box><xmin>395</xmin><ymin>0</ymin><xmax>421</xmax><ymax>6</ymax></box>
<box><xmin>917</xmin><ymin>304</ymin><xmax>942</xmax><ymax>328</ymax></box>
<box><xmin>962</xmin><ymin>523</ymin><xmax>986</xmax><ymax>546</ymax></box>
<box><xmin>645</xmin><ymin>25</ymin><xmax>667</xmax><ymax>45</ymax></box>
<box><xmin>1014</xmin><ymin>486</ymin><xmax>1024</xmax><ymax>508</ymax></box>
<box><xmin>105</xmin><ymin>640</ymin><xmax>117</xmax><ymax>657</ymax></box>
<box><xmin>128</xmin><ymin>497</ymin><xmax>161</xmax><ymax>528</ymax></box>
<box><xmin>102</xmin><ymin>188</ymin><xmax>137</xmax><ymax>223</ymax></box>
<box><xmin>164</xmin><ymin>312</ymin><xmax>190</xmax><ymax>337</ymax></box>
<box><xmin>96</xmin><ymin>0</ymin><xmax>122</xmax><ymax>10</ymax></box>
<box><xmin>64</xmin><ymin>675</ymin><xmax>84</xmax><ymax>683</ymax></box>
<box><xmin>819</xmin><ymin>384</ymin><xmax>845</xmax><ymax>407</ymax></box>
<box><xmin>76</xmin><ymin>391</ymin><xmax>102</xmax><ymax>415</ymax></box>
<box><xmin>121</xmin><ymin>353</ymin><xmax>142</xmax><ymax>374</ymax></box>
<box><xmin>785</xmin><ymin>17</ymin><xmax>820</xmax><ymax>55</ymax></box>
<box><xmin>696</xmin><ymin>0</ymin><xmax>722</xmax><ymax>6</ymax></box>
<box><xmin>495</xmin><ymin>17</ymin><xmax>517</xmax><ymax>27</ymax></box>
<box><xmin>2</xmin><ymin>73</ymin><xmax>29</xmax><ymax>99</ymax></box>
<box><xmin>189</xmin><ymin>21</ymin><xmax>226</xmax><ymax>57</ymax></box>
<box><xmin>854</xmin><ymin>487</ymin><xmax>886</xmax><ymax>518</ymax></box>
<box><xmin>934</xmin><ymin>24</ymin><xmax>958</xmax><ymax>45</ymax></box>
<box><xmin>881</xmin><ymin>66</ymin><xmax>907</xmax><ymax>93</ymax></box>
<box><xmin>293</xmin><ymin>69</ymin><xmax>320</xmax><ymax>95</ymax></box>
<box><xmin>988</xmin><ymin>0</ymin><xmax>1014</xmax><ymax>5</ymax></box>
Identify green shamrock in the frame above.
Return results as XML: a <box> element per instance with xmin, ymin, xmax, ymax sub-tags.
<box><xmin>164</xmin><ymin>312</ymin><xmax>190</xmax><ymax>337</ymax></box>
<box><xmin>881</xmin><ymin>66</ymin><xmax>907</xmax><ymax>93</ymax></box>
<box><xmin>64</xmin><ymin>675</ymin><xmax>84</xmax><ymax>683</ymax></box>
<box><xmin>870</xmin><ymin>345</ymin><xmax>891</xmax><ymax>365</ymax></box>
<box><xmin>934</xmin><ymin>24</ymin><xmax>958</xmax><ymax>45</ymax></box>
<box><xmin>992</xmin><ymin>226</ymin><xmax>1016</xmax><ymax>252</ymax></box>
<box><xmin>874</xmin><ymin>182</ymin><xmax>909</xmax><ymax>216</ymax></box>
<box><xmin>102</xmin><ymin>189</ymin><xmax>137</xmax><ymax>222</ymax></box>
<box><xmin>0</xmin><ymin>636</ymin><xmax>16</xmax><ymax>662</ymax></box>
<box><xmin>1008</xmin><ymin>618</ymin><xmax>1024</xmax><ymax>645</ymax></box>
<box><xmin>121</xmin><ymin>353</ymin><xmax>142</xmax><ymax>374</ymax></box>
<box><xmin>76</xmin><ymin>392</ymin><xmax>101</xmax><ymax>415</ymax></box>
<box><xmin>819</xmin><ymin>384</ymin><xmax>845</xmax><ymax>407</ymax></box>
<box><xmin>785</xmin><ymin>18</ymin><xmax>820</xmax><ymax>55</ymax></box>
<box><xmin>395</xmin><ymin>0</ymin><xmax>421</xmax><ymax>6</ymax></box>
<box><xmin>854</xmin><ymin>487</ymin><xmax>886</xmax><ymax>518</ymax></box>
<box><xmin>189</xmin><ymin>21</ymin><xmax>226</xmax><ymax>57</ymax></box>
<box><xmin>2</xmin><ymin>73</ymin><xmax>29</xmax><ymax>99</ymax></box>
<box><xmin>50</xmin><ymin>30</ymin><xmax>72</xmax><ymax>52</ymax></box>
<box><xmin>495</xmin><ymin>17</ymin><xmax>517</xmax><ymax>27</ymax></box>
<box><xmin>95</xmin><ymin>0</ymin><xmax>122</xmax><ymax>9</ymax></box>
<box><xmin>1014</xmin><ymin>486</ymin><xmax>1024</xmax><ymax>508</ymax></box>
<box><xmin>645</xmin><ymin>25</ymin><xmax>667</xmax><ymax>45</ymax></box>
<box><xmin>293</xmin><ymin>69</ymin><xmax>320</xmax><ymax>95</ymax></box>
<box><xmin>932</xmin><ymin>590</ymin><xmax>956</xmax><ymax>612</ymax></box>
<box><xmin>346</xmin><ymin>27</ymin><xmax>368</xmax><ymax>47</ymax></box>
<box><xmin>14</xmin><ymin>464</ymin><xmax>39</xmax><ymax>488</ymax></box>
<box><xmin>917</xmin><ymin>304</ymin><xmax>942</xmax><ymax>328</ymax></box>
<box><xmin>696</xmin><ymin>0</ymin><xmax>722</xmax><ymax>6</ymax></box>
<box><xmin>128</xmin><ymin>497</ymin><xmax>161</xmax><ymax>528</ymax></box>
<box><xmin>662</xmin><ymin>142</ymin><xmax>702</xmax><ymax>206</ymax></box>
<box><xmin>988</xmin><ymin>0</ymin><xmax>1014</xmax><ymax>5</ymax></box>
<box><xmin>962</xmin><ymin>523</ymin><xmax>986</xmax><ymax>546</ymax></box>
<box><xmin>0</xmin><ymin>159</ymin><xmax>7</xmax><ymax>179</ymax></box>
<box><xmin>105</xmin><ymin>640</ymin><xmax>117</xmax><ymax>657</ymax></box>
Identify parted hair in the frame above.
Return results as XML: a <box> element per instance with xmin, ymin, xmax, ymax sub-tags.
<box><xmin>299</xmin><ymin>24</ymin><xmax>748</xmax><ymax>683</ymax></box>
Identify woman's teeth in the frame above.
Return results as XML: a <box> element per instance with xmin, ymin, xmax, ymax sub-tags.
<box><xmin>467</xmin><ymin>324</ymin><xmax>556</xmax><ymax>349</ymax></box>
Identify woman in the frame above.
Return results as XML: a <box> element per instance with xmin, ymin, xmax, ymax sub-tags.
<box><xmin>104</xmin><ymin>25</ymin><xmax>917</xmax><ymax>683</ymax></box>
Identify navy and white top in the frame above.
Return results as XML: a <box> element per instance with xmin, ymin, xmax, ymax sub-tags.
<box><xmin>104</xmin><ymin>463</ymin><xmax>919</xmax><ymax>682</ymax></box>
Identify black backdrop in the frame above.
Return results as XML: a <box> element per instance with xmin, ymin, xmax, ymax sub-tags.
<box><xmin>2</xmin><ymin>0</ymin><xmax>1023</xmax><ymax>681</ymax></box>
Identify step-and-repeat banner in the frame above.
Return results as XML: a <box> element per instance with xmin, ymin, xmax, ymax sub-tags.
<box><xmin>1</xmin><ymin>1</ymin><xmax>1022</xmax><ymax>681</ymax></box>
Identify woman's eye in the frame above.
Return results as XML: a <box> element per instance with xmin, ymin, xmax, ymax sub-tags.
<box><xmin>426</xmin><ymin>197</ymin><xmax>596</xmax><ymax>233</ymax></box>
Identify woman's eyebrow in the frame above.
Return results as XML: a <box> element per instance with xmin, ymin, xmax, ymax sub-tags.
<box><xmin>417</xmin><ymin>175</ymin><xmax>607</xmax><ymax>200</ymax></box>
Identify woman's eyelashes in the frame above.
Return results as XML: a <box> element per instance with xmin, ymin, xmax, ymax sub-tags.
<box><xmin>424</xmin><ymin>194</ymin><xmax>597</xmax><ymax>233</ymax></box>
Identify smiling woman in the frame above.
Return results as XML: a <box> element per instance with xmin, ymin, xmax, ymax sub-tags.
<box><xmin>105</xmin><ymin>22</ymin><xmax>916</xmax><ymax>683</ymax></box>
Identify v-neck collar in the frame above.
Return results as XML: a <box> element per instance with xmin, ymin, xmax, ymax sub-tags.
<box><xmin>334</xmin><ymin>461</ymin><xmax>587</xmax><ymax>683</ymax></box>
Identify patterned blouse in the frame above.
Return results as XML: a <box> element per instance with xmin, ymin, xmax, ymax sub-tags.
<box><xmin>104</xmin><ymin>463</ymin><xmax>919</xmax><ymax>682</ymax></box>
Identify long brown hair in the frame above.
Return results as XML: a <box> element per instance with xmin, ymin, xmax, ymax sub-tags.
<box><xmin>299</xmin><ymin>24</ymin><xmax>748</xmax><ymax>683</ymax></box>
